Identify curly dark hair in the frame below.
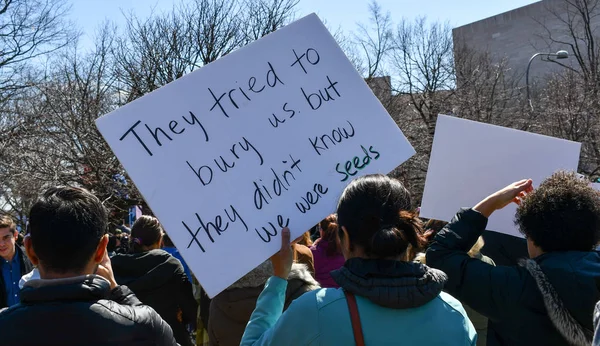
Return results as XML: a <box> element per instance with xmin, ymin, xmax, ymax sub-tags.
<box><xmin>515</xmin><ymin>171</ymin><xmax>600</xmax><ymax>252</ymax></box>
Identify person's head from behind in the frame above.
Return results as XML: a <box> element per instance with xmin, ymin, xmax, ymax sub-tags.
<box><xmin>0</xmin><ymin>215</ymin><xmax>18</xmax><ymax>261</ymax></box>
<box><xmin>318</xmin><ymin>214</ymin><xmax>342</xmax><ymax>257</ymax></box>
<box><xmin>131</xmin><ymin>215</ymin><xmax>163</xmax><ymax>253</ymax></box>
<box><xmin>25</xmin><ymin>186</ymin><xmax>108</xmax><ymax>278</ymax></box>
<box><xmin>516</xmin><ymin>171</ymin><xmax>600</xmax><ymax>257</ymax></box>
<box><xmin>336</xmin><ymin>174</ymin><xmax>425</xmax><ymax>261</ymax></box>
<box><xmin>422</xmin><ymin>218</ymin><xmax>485</xmax><ymax>259</ymax></box>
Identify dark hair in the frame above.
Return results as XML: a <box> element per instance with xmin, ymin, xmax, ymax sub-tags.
<box><xmin>337</xmin><ymin>174</ymin><xmax>426</xmax><ymax>260</ymax></box>
<box><xmin>107</xmin><ymin>234</ymin><xmax>118</xmax><ymax>253</ymax></box>
<box><xmin>0</xmin><ymin>215</ymin><xmax>16</xmax><ymax>233</ymax></box>
<box><xmin>162</xmin><ymin>233</ymin><xmax>175</xmax><ymax>247</ymax></box>
<box><xmin>29</xmin><ymin>186</ymin><xmax>107</xmax><ymax>273</ymax></box>
<box><xmin>131</xmin><ymin>215</ymin><xmax>163</xmax><ymax>253</ymax></box>
<box><xmin>516</xmin><ymin>171</ymin><xmax>600</xmax><ymax>252</ymax></box>
<box><xmin>422</xmin><ymin>219</ymin><xmax>448</xmax><ymax>245</ymax></box>
<box><xmin>319</xmin><ymin>214</ymin><xmax>341</xmax><ymax>257</ymax></box>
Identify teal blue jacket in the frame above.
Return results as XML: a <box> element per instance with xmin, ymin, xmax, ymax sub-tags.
<box><xmin>241</xmin><ymin>276</ymin><xmax>477</xmax><ymax>345</ymax></box>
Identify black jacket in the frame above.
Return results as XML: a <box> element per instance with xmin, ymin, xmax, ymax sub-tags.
<box><xmin>112</xmin><ymin>249</ymin><xmax>197</xmax><ymax>346</ymax></box>
<box><xmin>0</xmin><ymin>246</ymin><xmax>33</xmax><ymax>308</ymax></box>
<box><xmin>0</xmin><ymin>275</ymin><xmax>176</xmax><ymax>346</ymax></box>
<box><xmin>427</xmin><ymin>208</ymin><xmax>600</xmax><ymax>346</ymax></box>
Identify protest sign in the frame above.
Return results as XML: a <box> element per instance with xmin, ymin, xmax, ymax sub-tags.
<box><xmin>420</xmin><ymin>115</ymin><xmax>581</xmax><ymax>238</ymax></box>
<box><xmin>96</xmin><ymin>14</ymin><xmax>415</xmax><ymax>297</ymax></box>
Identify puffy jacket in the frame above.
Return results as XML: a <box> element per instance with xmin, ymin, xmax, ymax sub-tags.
<box><xmin>427</xmin><ymin>208</ymin><xmax>600</xmax><ymax>346</ymax></box>
<box><xmin>0</xmin><ymin>275</ymin><xmax>176</xmax><ymax>346</ymax></box>
<box><xmin>0</xmin><ymin>246</ymin><xmax>33</xmax><ymax>308</ymax></box>
<box><xmin>240</xmin><ymin>258</ymin><xmax>477</xmax><ymax>345</ymax></box>
<box><xmin>112</xmin><ymin>249</ymin><xmax>197</xmax><ymax>346</ymax></box>
<box><xmin>209</xmin><ymin>261</ymin><xmax>319</xmax><ymax>346</ymax></box>
<box><xmin>594</xmin><ymin>301</ymin><xmax>600</xmax><ymax>345</ymax></box>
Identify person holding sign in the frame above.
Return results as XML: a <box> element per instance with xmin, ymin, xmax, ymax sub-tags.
<box><xmin>426</xmin><ymin>172</ymin><xmax>600</xmax><ymax>346</ymax></box>
<box><xmin>240</xmin><ymin>175</ymin><xmax>477</xmax><ymax>346</ymax></box>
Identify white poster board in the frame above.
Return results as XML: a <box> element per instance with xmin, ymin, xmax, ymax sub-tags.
<box><xmin>96</xmin><ymin>14</ymin><xmax>415</xmax><ymax>297</ymax></box>
<box><xmin>420</xmin><ymin>115</ymin><xmax>581</xmax><ymax>238</ymax></box>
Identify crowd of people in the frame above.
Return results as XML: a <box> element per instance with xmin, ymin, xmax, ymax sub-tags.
<box><xmin>0</xmin><ymin>171</ymin><xmax>599</xmax><ymax>345</ymax></box>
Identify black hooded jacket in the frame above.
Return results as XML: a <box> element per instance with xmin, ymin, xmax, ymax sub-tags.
<box><xmin>112</xmin><ymin>249</ymin><xmax>197</xmax><ymax>346</ymax></box>
<box><xmin>0</xmin><ymin>275</ymin><xmax>176</xmax><ymax>346</ymax></box>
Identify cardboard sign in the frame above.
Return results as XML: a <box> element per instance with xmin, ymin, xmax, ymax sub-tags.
<box><xmin>96</xmin><ymin>14</ymin><xmax>415</xmax><ymax>297</ymax></box>
<box><xmin>420</xmin><ymin>115</ymin><xmax>581</xmax><ymax>238</ymax></box>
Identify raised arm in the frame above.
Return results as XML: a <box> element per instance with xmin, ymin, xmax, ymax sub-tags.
<box><xmin>426</xmin><ymin>179</ymin><xmax>533</xmax><ymax>321</ymax></box>
<box><xmin>241</xmin><ymin>228</ymin><xmax>319</xmax><ymax>346</ymax></box>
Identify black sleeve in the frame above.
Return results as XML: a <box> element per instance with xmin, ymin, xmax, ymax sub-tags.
<box><xmin>144</xmin><ymin>305</ymin><xmax>178</xmax><ymax>346</ymax></box>
<box><xmin>425</xmin><ymin>208</ymin><xmax>528</xmax><ymax>321</ymax></box>
<box><xmin>172</xmin><ymin>258</ymin><xmax>198</xmax><ymax>326</ymax></box>
<box><xmin>109</xmin><ymin>285</ymin><xmax>142</xmax><ymax>306</ymax></box>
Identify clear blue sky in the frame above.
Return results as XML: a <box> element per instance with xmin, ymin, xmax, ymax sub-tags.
<box><xmin>69</xmin><ymin>0</ymin><xmax>539</xmax><ymax>51</ymax></box>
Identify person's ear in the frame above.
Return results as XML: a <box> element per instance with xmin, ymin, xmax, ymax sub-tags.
<box><xmin>24</xmin><ymin>235</ymin><xmax>39</xmax><ymax>266</ymax></box>
<box><xmin>340</xmin><ymin>226</ymin><xmax>352</xmax><ymax>259</ymax></box>
<box><xmin>93</xmin><ymin>235</ymin><xmax>109</xmax><ymax>264</ymax></box>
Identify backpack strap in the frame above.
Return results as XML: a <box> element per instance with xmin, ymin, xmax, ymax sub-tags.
<box><xmin>344</xmin><ymin>290</ymin><xmax>365</xmax><ymax>346</ymax></box>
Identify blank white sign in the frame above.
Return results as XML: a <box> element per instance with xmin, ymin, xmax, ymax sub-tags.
<box><xmin>96</xmin><ymin>14</ymin><xmax>415</xmax><ymax>297</ymax></box>
<box><xmin>420</xmin><ymin>115</ymin><xmax>581</xmax><ymax>238</ymax></box>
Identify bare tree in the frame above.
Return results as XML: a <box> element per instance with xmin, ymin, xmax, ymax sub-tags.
<box><xmin>187</xmin><ymin>0</ymin><xmax>244</xmax><ymax>65</ymax></box>
<box><xmin>241</xmin><ymin>0</ymin><xmax>298</xmax><ymax>42</ymax></box>
<box><xmin>0</xmin><ymin>0</ymin><xmax>73</xmax><ymax>104</ymax></box>
<box><xmin>534</xmin><ymin>0</ymin><xmax>600</xmax><ymax>180</ymax></box>
<box><xmin>537</xmin><ymin>0</ymin><xmax>600</xmax><ymax>85</ymax></box>
<box><xmin>115</xmin><ymin>8</ymin><xmax>198</xmax><ymax>102</ymax></box>
<box><xmin>354</xmin><ymin>0</ymin><xmax>393</xmax><ymax>79</ymax></box>
<box><xmin>1</xmin><ymin>27</ymin><xmax>141</xmax><ymax>223</ymax></box>
<box><xmin>453</xmin><ymin>43</ymin><xmax>526</xmax><ymax>128</ymax></box>
<box><xmin>390</xmin><ymin>16</ymin><xmax>455</xmax><ymax>135</ymax></box>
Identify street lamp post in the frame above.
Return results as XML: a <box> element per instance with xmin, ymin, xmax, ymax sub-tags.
<box><xmin>526</xmin><ymin>50</ymin><xmax>569</xmax><ymax>111</ymax></box>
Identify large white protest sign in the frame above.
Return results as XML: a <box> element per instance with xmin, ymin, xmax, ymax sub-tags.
<box><xmin>420</xmin><ymin>115</ymin><xmax>581</xmax><ymax>238</ymax></box>
<box><xmin>96</xmin><ymin>14</ymin><xmax>415</xmax><ymax>297</ymax></box>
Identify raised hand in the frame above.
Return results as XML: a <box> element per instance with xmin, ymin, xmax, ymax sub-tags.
<box><xmin>270</xmin><ymin>228</ymin><xmax>294</xmax><ymax>280</ymax></box>
<box><xmin>474</xmin><ymin>179</ymin><xmax>534</xmax><ymax>218</ymax></box>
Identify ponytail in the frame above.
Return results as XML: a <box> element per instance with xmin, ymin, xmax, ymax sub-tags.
<box><xmin>319</xmin><ymin>214</ymin><xmax>341</xmax><ymax>257</ymax></box>
<box><xmin>130</xmin><ymin>215</ymin><xmax>163</xmax><ymax>253</ymax></box>
<box><xmin>368</xmin><ymin>211</ymin><xmax>425</xmax><ymax>260</ymax></box>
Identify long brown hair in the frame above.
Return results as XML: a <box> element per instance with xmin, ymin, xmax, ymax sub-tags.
<box><xmin>297</xmin><ymin>231</ymin><xmax>313</xmax><ymax>247</ymax></box>
<box><xmin>319</xmin><ymin>214</ymin><xmax>341</xmax><ymax>257</ymax></box>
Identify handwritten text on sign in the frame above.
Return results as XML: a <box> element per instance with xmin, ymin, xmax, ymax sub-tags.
<box><xmin>96</xmin><ymin>14</ymin><xmax>415</xmax><ymax>298</ymax></box>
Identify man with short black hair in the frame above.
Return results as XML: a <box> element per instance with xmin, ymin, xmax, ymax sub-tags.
<box><xmin>0</xmin><ymin>187</ymin><xmax>177</xmax><ymax>346</ymax></box>
<box><xmin>0</xmin><ymin>215</ymin><xmax>32</xmax><ymax>308</ymax></box>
